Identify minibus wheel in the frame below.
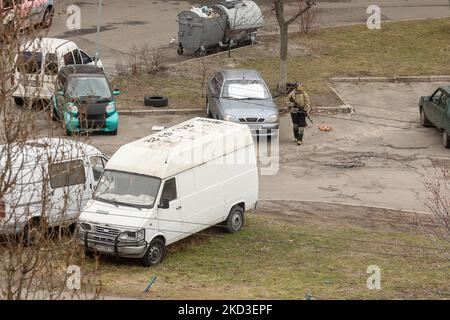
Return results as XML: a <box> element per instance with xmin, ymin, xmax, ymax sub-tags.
<box><xmin>225</xmin><ymin>206</ymin><xmax>244</xmax><ymax>233</ymax></box>
<box><xmin>22</xmin><ymin>218</ymin><xmax>42</xmax><ymax>246</ymax></box>
<box><xmin>141</xmin><ymin>238</ymin><xmax>165</xmax><ymax>267</ymax></box>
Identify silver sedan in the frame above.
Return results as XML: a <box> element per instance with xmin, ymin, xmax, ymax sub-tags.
<box><xmin>206</xmin><ymin>69</ymin><xmax>279</xmax><ymax>137</ymax></box>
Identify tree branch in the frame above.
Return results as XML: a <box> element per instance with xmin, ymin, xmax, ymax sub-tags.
<box><xmin>285</xmin><ymin>1</ymin><xmax>316</xmax><ymax>26</ymax></box>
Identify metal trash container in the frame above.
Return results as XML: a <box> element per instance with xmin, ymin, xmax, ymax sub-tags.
<box><xmin>177</xmin><ymin>0</ymin><xmax>264</xmax><ymax>56</ymax></box>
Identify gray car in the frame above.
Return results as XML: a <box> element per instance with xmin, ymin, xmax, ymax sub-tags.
<box><xmin>206</xmin><ymin>69</ymin><xmax>279</xmax><ymax>137</ymax></box>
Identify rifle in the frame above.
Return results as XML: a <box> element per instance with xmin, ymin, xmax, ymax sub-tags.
<box><xmin>294</xmin><ymin>104</ymin><xmax>314</xmax><ymax>124</ymax></box>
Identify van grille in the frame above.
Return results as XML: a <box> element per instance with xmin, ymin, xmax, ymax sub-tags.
<box><xmin>94</xmin><ymin>225</ymin><xmax>120</xmax><ymax>236</ymax></box>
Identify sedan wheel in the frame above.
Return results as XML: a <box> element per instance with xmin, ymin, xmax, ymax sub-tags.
<box><xmin>420</xmin><ymin>108</ymin><xmax>431</xmax><ymax>127</ymax></box>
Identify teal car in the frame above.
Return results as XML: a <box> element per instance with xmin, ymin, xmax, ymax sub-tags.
<box><xmin>419</xmin><ymin>85</ymin><xmax>450</xmax><ymax>148</ymax></box>
<box><xmin>51</xmin><ymin>65</ymin><xmax>119</xmax><ymax>135</ymax></box>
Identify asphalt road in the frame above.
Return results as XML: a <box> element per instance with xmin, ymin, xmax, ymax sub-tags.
<box><xmin>33</xmin><ymin>81</ymin><xmax>447</xmax><ymax>213</ymax></box>
<box><xmin>47</xmin><ymin>0</ymin><xmax>450</xmax><ymax>72</ymax></box>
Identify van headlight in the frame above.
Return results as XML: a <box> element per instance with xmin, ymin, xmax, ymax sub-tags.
<box><xmin>223</xmin><ymin>114</ymin><xmax>238</xmax><ymax>122</ymax></box>
<box><xmin>119</xmin><ymin>229</ymin><xmax>145</xmax><ymax>242</ymax></box>
<box><xmin>105</xmin><ymin>101</ymin><xmax>116</xmax><ymax>115</ymax></box>
<box><xmin>266</xmin><ymin>114</ymin><xmax>278</xmax><ymax>123</ymax></box>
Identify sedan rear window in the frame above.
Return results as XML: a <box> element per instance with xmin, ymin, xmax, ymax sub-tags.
<box><xmin>222</xmin><ymin>80</ymin><xmax>269</xmax><ymax>100</ymax></box>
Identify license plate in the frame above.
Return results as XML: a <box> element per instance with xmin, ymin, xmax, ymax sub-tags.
<box><xmin>247</xmin><ymin>124</ymin><xmax>262</xmax><ymax>130</ymax></box>
<box><xmin>92</xmin><ymin>243</ymin><xmax>114</xmax><ymax>253</ymax></box>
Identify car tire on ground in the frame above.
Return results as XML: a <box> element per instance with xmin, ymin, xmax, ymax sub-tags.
<box><xmin>14</xmin><ymin>97</ymin><xmax>24</xmax><ymax>106</ymax></box>
<box><xmin>224</xmin><ymin>205</ymin><xmax>244</xmax><ymax>234</ymax></box>
<box><xmin>420</xmin><ymin>107</ymin><xmax>432</xmax><ymax>127</ymax></box>
<box><xmin>141</xmin><ymin>238</ymin><xmax>165</xmax><ymax>267</ymax></box>
<box><xmin>84</xmin><ymin>250</ymin><xmax>94</xmax><ymax>258</ymax></box>
<box><xmin>144</xmin><ymin>96</ymin><xmax>168</xmax><ymax>107</ymax></box>
<box><xmin>443</xmin><ymin>130</ymin><xmax>450</xmax><ymax>148</ymax></box>
<box><xmin>108</xmin><ymin>129</ymin><xmax>118</xmax><ymax>136</ymax></box>
<box><xmin>22</xmin><ymin>218</ymin><xmax>42</xmax><ymax>246</ymax></box>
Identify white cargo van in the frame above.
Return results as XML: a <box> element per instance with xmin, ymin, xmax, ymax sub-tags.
<box><xmin>12</xmin><ymin>38</ymin><xmax>103</xmax><ymax>105</ymax></box>
<box><xmin>0</xmin><ymin>138</ymin><xmax>108</xmax><ymax>243</ymax></box>
<box><xmin>79</xmin><ymin>117</ymin><xmax>259</xmax><ymax>266</ymax></box>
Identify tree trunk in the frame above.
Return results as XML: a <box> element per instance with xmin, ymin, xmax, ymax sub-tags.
<box><xmin>279</xmin><ymin>23</ymin><xmax>288</xmax><ymax>95</ymax></box>
<box><xmin>274</xmin><ymin>0</ymin><xmax>315</xmax><ymax>95</ymax></box>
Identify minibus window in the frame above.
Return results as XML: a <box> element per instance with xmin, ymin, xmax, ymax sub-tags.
<box><xmin>49</xmin><ymin>160</ymin><xmax>86</xmax><ymax>189</ymax></box>
<box><xmin>44</xmin><ymin>53</ymin><xmax>58</xmax><ymax>76</ymax></box>
<box><xmin>73</xmin><ymin>49</ymin><xmax>82</xmax><ymax>64</ymax></box>
<box><xmin>90</xmin><ymin>156</ymin><xmax>106</xmax><ymax>181</ymax></box>
<box><xmin>64</xmin><ymin>52</ymin><xmax>75</xmax><ymax>66</ymax></box>
<box><xmin>17</xmin><ymin>51</ymin><xmax>42</xmax><ymax>75</ymax></box>
<box><xmin>94</xmin><ymin>170</ymin><xmax>161</xmax><ymax>209</ymax></box>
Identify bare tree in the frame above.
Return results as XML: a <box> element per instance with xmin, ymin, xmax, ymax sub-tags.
<box><xmin>421</xmin><ymin>169</ymin><xmax>450</xmax><ymax>249</ymax></box>
<box><xmin>0</xmin><ymin>5</ymin><xmax>102</xmax><ymax>299</ymax></box>
<box><xmin>296</xmin><ymin>0</ymin><xmax>319</xmax><ymax>34</ymax></box>
<box><xmin>274</xmin><ymin>0</ymin><xmax>316</xmax><ymax>94</ymax></box>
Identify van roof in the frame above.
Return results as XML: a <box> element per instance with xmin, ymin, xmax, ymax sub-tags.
<box><xmin>106</xmin><ymin>117</ymin><xmax>255</xmax><ymax>179</ymax></box>
<box><xmin>20</xmin><ymin>38</ymin><xmax>76</xmax><ymax>53</ymax></box>
<box><xmin>0</xmin><ymin>138</ymin><xmax>103</xmax><ymax>170</ymax></box>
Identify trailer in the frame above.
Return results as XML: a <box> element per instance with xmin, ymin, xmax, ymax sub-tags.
<box><xmin>177</xmin><ymin>0</ymin><xmax>264</xmax><ymax>56</ymax></box>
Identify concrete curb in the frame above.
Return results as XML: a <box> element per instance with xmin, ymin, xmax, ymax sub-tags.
<box><xmin>120</xmin><ymin>106</ymin><xmax>352</xmax><ymax>116</ymax></box>
<box><xmin>330</xmin><ymin>76</ymin><xmax>450</xmax><ymax>83</ymax></box>
<box><xmin>118</xmin><ymin>108</ymin><xmax>204</xmax><ymax>116</ymax></box>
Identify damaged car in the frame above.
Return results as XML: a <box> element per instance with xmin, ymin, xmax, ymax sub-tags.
<box><xmin>51</xmin><ymin>65</ymin><xmax>119</xmax><ymax>135</ymax></box>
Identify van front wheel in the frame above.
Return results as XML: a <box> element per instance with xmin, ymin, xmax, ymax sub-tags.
<box><xmin>225</xmin><ymin>206</ymin><xmax>244</xmax><ymax>233</ymax></box>
<box><xmin>141</xmin><ymin>238</ymin><xmax>165</xmax><ymax>267</ymax></box>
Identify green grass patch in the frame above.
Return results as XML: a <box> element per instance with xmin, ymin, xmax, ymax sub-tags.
<box><xmin>92</xmin><ymin>213</ymin><xmax>449</xmax><ymax>299</ymax></box>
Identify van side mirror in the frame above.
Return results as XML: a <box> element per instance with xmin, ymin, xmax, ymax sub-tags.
<box><xmin>158</xmin><ymin>199</ymin><xmax>170</xmax><ymax>209</ymax></box>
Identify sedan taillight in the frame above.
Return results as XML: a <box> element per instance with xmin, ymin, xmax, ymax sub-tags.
<box><xmin>0</xmin><ymin>201</ymin><xmax>5</xmax><ymax>219</ymax></box>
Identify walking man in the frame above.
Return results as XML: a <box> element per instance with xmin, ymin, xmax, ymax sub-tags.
<box><xmin>287</xmin><ymin>83</ymin><xmax>311</xmax><ymax>145</ymax></box>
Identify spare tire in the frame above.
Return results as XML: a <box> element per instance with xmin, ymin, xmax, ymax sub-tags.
<box><xmin>144</xmin><ymin>96</ymin><xmax>168</xmax><ymax>107</ymax></box>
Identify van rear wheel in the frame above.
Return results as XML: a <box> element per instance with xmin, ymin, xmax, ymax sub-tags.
<box><xmin>22</xmin><ymin>218</ymin><xmax>42</xmax><ymax>246</ymax></box>
<box><xmin>14</xmin><ymin>97</ymin><xmax>24</xmax><ymax>106</ymax></box>
<box><xmin>141</xmin><ymin>238</ymin><xmax>165</xmax><ymax>267</ymax></box>
<box><xmin>224</xmin><ymin>206</ymin><xmax>244</xmax><ymax>233</ymax></box>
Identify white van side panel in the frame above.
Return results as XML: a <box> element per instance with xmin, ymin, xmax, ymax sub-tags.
<box><xmin>223</xmin><ymin>145</ymin><xmax>258</xmax><ymax>214</ymax></box>
<box><xmin>177</xmin><ymin>157</ymin><xmax>225</xmax><ymax>235</ymax></box>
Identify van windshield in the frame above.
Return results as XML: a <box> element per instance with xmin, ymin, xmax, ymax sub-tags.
<box><xmin>94</xmin><ymin>170</ymin><xmax>161</xmax><ymax>209</ymax></box>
